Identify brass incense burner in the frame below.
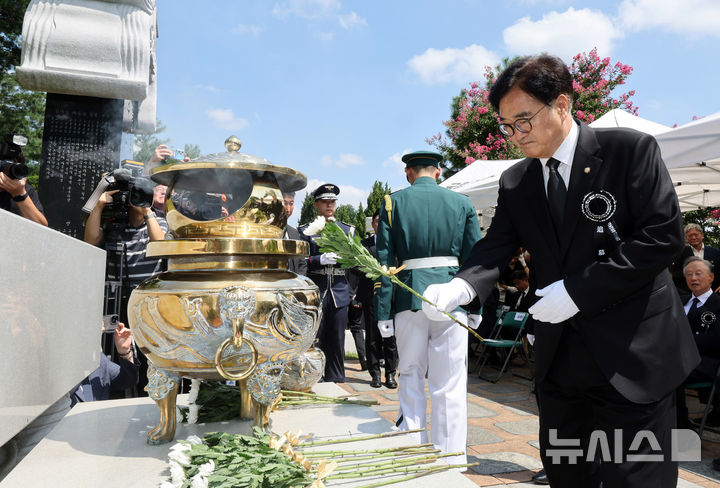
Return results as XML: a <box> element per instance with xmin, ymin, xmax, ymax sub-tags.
<box><xmin>128</xmin><ymin>137</ymin><xmax>322</xmax><ymax>444</ymax></box>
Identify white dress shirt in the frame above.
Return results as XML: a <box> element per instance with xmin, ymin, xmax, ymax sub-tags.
<box><xmin>684</xmin><ymin>288</ymin><xmax>713</xmax><ymax>314</ymax></box>
<box><xmin>539</xmin><ymin>120</ymin><xmax>579</xmax><ymax>195</ymax></box>
<box><xmin>692</xmin><ymin>244</ymin><xmax>705</xmax><ymax>259</ymax></box>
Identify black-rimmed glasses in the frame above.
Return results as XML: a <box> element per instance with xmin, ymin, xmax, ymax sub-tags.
<box><xmin>498</xmin><ymin>104</ymin><xmax>549</xmax><ymax>137</ymax></box>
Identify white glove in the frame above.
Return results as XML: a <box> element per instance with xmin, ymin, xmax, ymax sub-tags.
<box><xmin>528</xmin><ymin>280</ymin><xmax>579</xmax><ymax>324</ymax></box>
<box><xmin>526</xmin><ymin>333</ymin><xmax>535</xmax><ymax>346</ymax></box>
<box><xmin>320</xmin><ymin>252</ymin><xmax>339</xmax><ymax>265</ymax></box>
<box><xmin>378</xmin><ymin>319</ymin><xmax>394</xmax><ymax>338</ymax></box>
<box><xmin>422</xmin><ymin>278</ymin><xmax>476</xmax><ymax>322</ymax></box>
<box><xmin>467</xmin><ymin>314</ymin><xmax>482</xmax><ymax>330</ymax></box>
<box><xmin>505</xmin><ymin>286</ymin><xmax>518</xmax><ymax>294</ymax></box>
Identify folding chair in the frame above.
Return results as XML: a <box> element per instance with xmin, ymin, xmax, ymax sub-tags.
<box><xmin>470</xmin><ymin>309</ymin><xmax>506</xmax><ymax>373</ymax></box>
<box><xmin>476</xmin><ymin>311</ymin><xmax>529</xmax><ymax>383</ymax></box>
<box><xmin>685</xmin><ymin>363</ymin><xmax>720</xmax><ymax>439</ymax></box>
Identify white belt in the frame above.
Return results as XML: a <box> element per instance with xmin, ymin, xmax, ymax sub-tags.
<box><xmin>401</xmin><ymin>256</ymin><xmax>459</xmax><ymax>270</ymax></box>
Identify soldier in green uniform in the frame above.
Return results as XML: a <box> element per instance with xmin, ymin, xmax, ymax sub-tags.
<box><xmin>374</xmin><ymin>151</ymin><xmax>482</xmax><ymax>466</ymax></box>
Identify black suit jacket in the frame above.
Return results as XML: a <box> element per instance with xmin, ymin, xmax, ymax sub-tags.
<box><xmin>456</xmin><ymin>122</ymin><xmax>700</xmax><ymax>403</ymax></box>
<box><xmin>682</xmin><ymin>292</ymin><xmax>720</xmax><ymax>378</ymax></box>
<box><xmin>673</xmin><ymin>245</ymin><xmax>720</xmax><ymax>292</ymax></box>
<box><xmin>284</xmin><ymin>225</ymin><xmax>308</xmax><ymax>276</ymax></box>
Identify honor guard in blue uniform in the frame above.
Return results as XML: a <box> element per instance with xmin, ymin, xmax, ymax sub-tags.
<box><xmin>374</xmin><ymin>152</ymin><xmax>482</xmax><ymax>465</ymax></box>
<box><xmin>299</xmin><ymin>183</ymin><xmax>355</xmax><ymax>383</ymax></box>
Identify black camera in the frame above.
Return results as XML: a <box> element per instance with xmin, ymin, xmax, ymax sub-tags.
<box><xmin>0</xmin><ymin>134</ymin><xmax>29</xmax><ymax>180</ymax></box>
<box><xmin>82</xmin><ymin>160</ymin><xmax>156</xmax><ymax>238</ymax></box>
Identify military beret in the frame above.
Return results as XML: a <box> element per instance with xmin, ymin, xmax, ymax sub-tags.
<box><xmin>401</xmin><ymin>151</ymin><xmax>443</xmax><ymax>168</ymax></box>
<box><xmin>312</xmin><ymin>183</ymin><xmax>340</xmax><ymax>201</ymax></box>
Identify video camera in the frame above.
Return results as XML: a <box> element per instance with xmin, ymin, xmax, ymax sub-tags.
<box><xmin>82</xmin><ymin>160</ymin><xmax>155</xmax><ymax>237</ymax></box>
<box><xmin>0</xmin><ymin>134</ymin><xmax>29</xmax><ymax>180</ymax></box>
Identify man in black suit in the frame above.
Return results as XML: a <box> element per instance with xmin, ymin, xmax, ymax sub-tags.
<box><xmin>283</xmin><ymin>191</ymin><xmax>308</xmax><ymax>276</ymax></box>
<box><xmin>354</xmin><ymin>210</ymin><xmax>398</xmax><ymax>388</ymax></box>
<box><xmin>672</xmin><ymin>224</ymin><xmax>720</xmax><ymax>293</ymax></box>
<box><xmin>677</xmin><ymin>257</ymin><xmax>720</xmax><ymax>427</ymax></box>
<box><xmin>423</xmin><ymin>54</ymin><xmax>699</xmax><ymax>487</ymax></box>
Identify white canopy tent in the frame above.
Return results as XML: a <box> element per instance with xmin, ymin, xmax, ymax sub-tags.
<box><xmin>441</xmin><ymin>110</ymin><xmax>720</xmax><ymax>213</ymax></box>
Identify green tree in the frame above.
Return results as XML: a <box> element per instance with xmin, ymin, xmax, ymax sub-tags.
<box><xmin>0</xmin><ymin>1</ymin><xmax>28</xmax><ymax>76</ymax></box>
<box><xmin>334</xmin><ymin>204</ymin><xmax>357</xmax><ymax>226</ymax></box>
<box><xmin>354</xmin><ymin>203</ymin><xmax>367</xmax><ymax>235</ymax></box>
<box><xmin>184</xmin><ymin>143</ymin><xmax>202</xmax><ymax>159</ymax></box>
<box><xmin>133</xmin><ymin>120</ymin><xmax>170</xmax><ymax>162</ymax></box>
<box><xmin>364</xmin><ymin>180</ymin><xmax>392</xmax><ymax>217</ymax></box>
<box><xmin>298</xmin><ymin>193</ymin><xmax>317</xmax><ymax>226</ymax></box>
<box><xmin>0</xmin><ymin>72</ymin><xmax>45</xmax><ymax>162</ymax></box>
<box><xmin>0</xmin><ymin>1</ymin><xmax>46</xmax><ymax>164</ymax></box>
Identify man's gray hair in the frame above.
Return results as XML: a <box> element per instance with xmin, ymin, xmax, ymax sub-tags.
<box><xmin>282</xmin><ymin>191</ymin><xmax>296</xmax><ymax>198</ymax></box>
<box><xmin>684</xmin><ymin>223</ymin><xmax>703</xmax><ymax>235</ymax></box>
<box><xmin>683</xmin><ymin>256</ymin><xmax>713</xmax><ymax>275</ymax></box>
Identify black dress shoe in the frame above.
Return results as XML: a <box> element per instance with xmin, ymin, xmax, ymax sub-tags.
<box><xmin>359</xmin><ymin>358</ymin><xmax>368</xmax><ymax>371</ymax></box>
<box><xmin>712</xmin><ymin>458</ymin><xmax>720</xmax><ymax>471</ymax></box>
<box><xmin>370</xmin><ymin>376</ymin><xmax>382</xmax><ymax>388</ymax></box>
<box><xmin>532</xmin><ymin>469</ymin><xmax>549</xmax><ymax>485</ymax></box>
<box><xmin>385</xmin><ymin>374</ymin><xmax>397</xmax><ymax>389</ymax></box>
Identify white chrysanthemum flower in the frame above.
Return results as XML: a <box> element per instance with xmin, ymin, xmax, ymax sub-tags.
<box><xmin>197</xmin><ymin>459</ymin><xmax>215</xmax><ymax>477</ymax></box>
<box><xmin>168</xmin><ymin>448</ymin><xmax>191</xmax><ymax>466</ymax></box>
<box><xmin>176</xmin><ymin>407</ymin><xmax>184</xmax><ymax>422</ymax></box>
<box><xmin>186</xmin><ymin>435</ymin><xmax>203</xmax><ymax>445</ymax></box>
<box><xmin>190</xmin><ymin>474</ymin><xmax>209</xmax><ymax>488</ymax></box>
<box><xmin>188</xmin><ymin>379</ymin><xmax>200</xmax><ymax>404</ymax></box>
<box><xmin>304</xmin><ymin>216</ymin><xmax>327</xmax><ymax>236</ymax></box>
<box><xmin>160</xmin><ymin>481</ymin><xmax>181</xmax><ymax>488</ymax></box>
<box><xmin>169</xmin><ymin>460</ymin><xmax>185</xmax><ymax>484</ymax></box>
<box><xmin>188</xmin><ymin>405</ymin><xmax>199</xmax><ymax>424</ymax></box>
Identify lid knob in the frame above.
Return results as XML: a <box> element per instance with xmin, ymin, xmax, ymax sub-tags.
<box><xmin>224</xmin><ymin>135</ymin><xmax>242</xmax><ymax>153</ymax></box>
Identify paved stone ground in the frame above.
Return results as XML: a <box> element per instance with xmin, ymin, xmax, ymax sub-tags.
<box><xmin>337</xmin><ymin>357</ymin><xmax>720</xmax><ymax>487</ymax></box>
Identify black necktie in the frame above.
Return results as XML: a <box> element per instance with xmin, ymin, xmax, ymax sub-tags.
<box><xmin>688</xmin><ymin>297</ymin><xmax>700</xmax><ymax>314</ymax></box>
<box><xmin>547</xmin><ymin>158</ymin><xmax>567</xmax><ymax>230</ymax></box>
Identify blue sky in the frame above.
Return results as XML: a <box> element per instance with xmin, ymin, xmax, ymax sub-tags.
<box><xmin>153</xmin><ymin>0</ymin><xmax>720</xmax><ymax>225</ymax></box>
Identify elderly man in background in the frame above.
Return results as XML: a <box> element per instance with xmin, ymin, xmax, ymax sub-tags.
<box><xmin>672</xmin><ymin>224</ymin><xmax>720</xmax><ymax>293</ymax></box>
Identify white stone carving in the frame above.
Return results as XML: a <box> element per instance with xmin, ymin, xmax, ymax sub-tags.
<box><xmin>17</xmin><ymin>0</ymin><xmax>157</xmax><ymax>132</ymax></box>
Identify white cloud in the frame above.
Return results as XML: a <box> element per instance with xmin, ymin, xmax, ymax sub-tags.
<box><xmin>273</xmin><ymin>0</ymin><xmax>366</xmax><ymax>31</ymax></box>
<box><xmin>195</xmin><ymin>84</ymin><xmax>220</xmax><ymax>94</ymax></box>
<box><xmin>300</xmin><ymin>178</ymin><xmax>369</xmax><ymax>209</ymax></box>
<box><xmin>273</xmin><ymin>0</ymin><xmax>340</xmax><ymax>19</ymax></box>
<box><xmin>320</xmin><ymin>153</ymin><xmax>365</xmax><ymax>168</ymax></box>
<box><xmin>233</xmin><ymin>24</ymin><xmax>264</xmax><ymax>36</ymax></box>
<box><xmin>205</xmin><ymin>108</ymin><xmax>249</xmax><ymax>131</ymax></box>
<box><xmin>382</xmin><ymin>150</ymin><xmax>411</xmax><ymax>172</ymax></box>
<box><xmin>338</xmin><ymin>12</ymin><xmax>367</xmax><ymax>29</ymax></box>
<box><xmin>502</xmin><ymin>8</ymin><xmax>623</xmax><ymax>61</ymax></box>
<box><xmin>407</xmin><ymin>44</ymin><xmax>500</xmax><ymax>85</ymax></box>
<box><xmin>618</xmin><ymin>0</ymin><xmax>720</xmax><ymax>37</ymax></box>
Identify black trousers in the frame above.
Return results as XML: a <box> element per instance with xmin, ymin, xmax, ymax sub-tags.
<box><xmin>347</xmin><ymin>301</ymin><xmax>367</xmax><ymax>363</ymax></box>
<box><xmin>317</xmin><ymin>299</ymin><xmax>349</xmax><ymax>383</ymax></box>
<box><xmin>537</xmin><ymin>327</ymin><xmax>677</xmax><ymax>488</ymax></box>
<box><xmin>361</xmin><ymin>299</ymin><xmax>397</xmax><ymax>380</ymax></box>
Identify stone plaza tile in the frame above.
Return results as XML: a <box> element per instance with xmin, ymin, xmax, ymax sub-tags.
<box><xmin>491</xmin><ymin>470</ymin><xmax>535</xmax><ymax>484</ymax></box>
<box><xmin>494</xmin><ymin>420</ymin><xmax>540</xmax><ymax>436</ymax></box>
<box><xmin>476</xmin><ymin>383</ymin><xmax>526</xmax><ymax>394</ymax></box>
<box><xmin>467</xmin><ymin>402</ymin><xmax>499</xmax><ymax>418</ymax></box>
<box><xmin>467</xmin><ymin>426</ymin><xmax>504</xmax><ymax>445</ymax></box>
<box><xmin>382</xmin><ymin>392</ymin><xmax>399</xmax><ymax>402</ymax></box>
<box><xmin>370</xmin><ymin>404</ymin><xmax>399</xmax><ymax>412</ymax></box>
<box><xmin>461</xmin><ymin>471</ymin><xmax>505</xmax><ymax>487</ymax></box>
<box><xmin>468</xmin><ymin>452</ymin><xmax>543</xmax><ymax>475</ymax></box>
<box><xmin>504</xmin><ymin>406</ymin><xmax>535</xmax><ymax>417</ymax></box>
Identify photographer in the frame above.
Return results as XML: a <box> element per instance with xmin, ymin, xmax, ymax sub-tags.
<box><xmin>83</xmin><ymin>189</ymin><xmax>167</xmax><ymax>292</ymax></box>
<box><xmin>0</xmin><ymin>135</ymin><xmax>47</xmax><ymax>226</ymax></box>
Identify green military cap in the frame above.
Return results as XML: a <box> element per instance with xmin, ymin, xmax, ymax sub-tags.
<box><xmin>401</xmin><ymin>151</ymin><xmax>443</xmax><ymax>168</ymax></box>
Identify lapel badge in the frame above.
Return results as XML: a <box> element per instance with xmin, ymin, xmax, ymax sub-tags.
<box><xmin>584</xmin><ymin>167</ymin><xmax>591</xmax><ymax>174</ymax></box>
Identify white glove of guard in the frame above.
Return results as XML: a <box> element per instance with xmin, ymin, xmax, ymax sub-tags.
<box><xmin>378</xmin><ymin>319</ymin><xmax>394</xmax><ymax>338</ymax></box>
<box><xmin>422</xmin><ymin>278</ymin><xmax>475</xmax><ymax>322</ymax></box>
<box><xmin>466</xmin><ymin>314</ymin><xmax>482</xmax><ymax>330</ymax></box>
<box><xmin>320</xmin><ymin>252</ymin><xmax>339</xmax><ymax>265</ymax></box>
<box><xmin>528</xmin><ymin>280</ymin><xmax>580</xmax><ymax>324</ymax></box>
<box><xmin>526</xmin><ymin>333</ymin><xmax>535</xmax><ymax>346</ymax></box>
